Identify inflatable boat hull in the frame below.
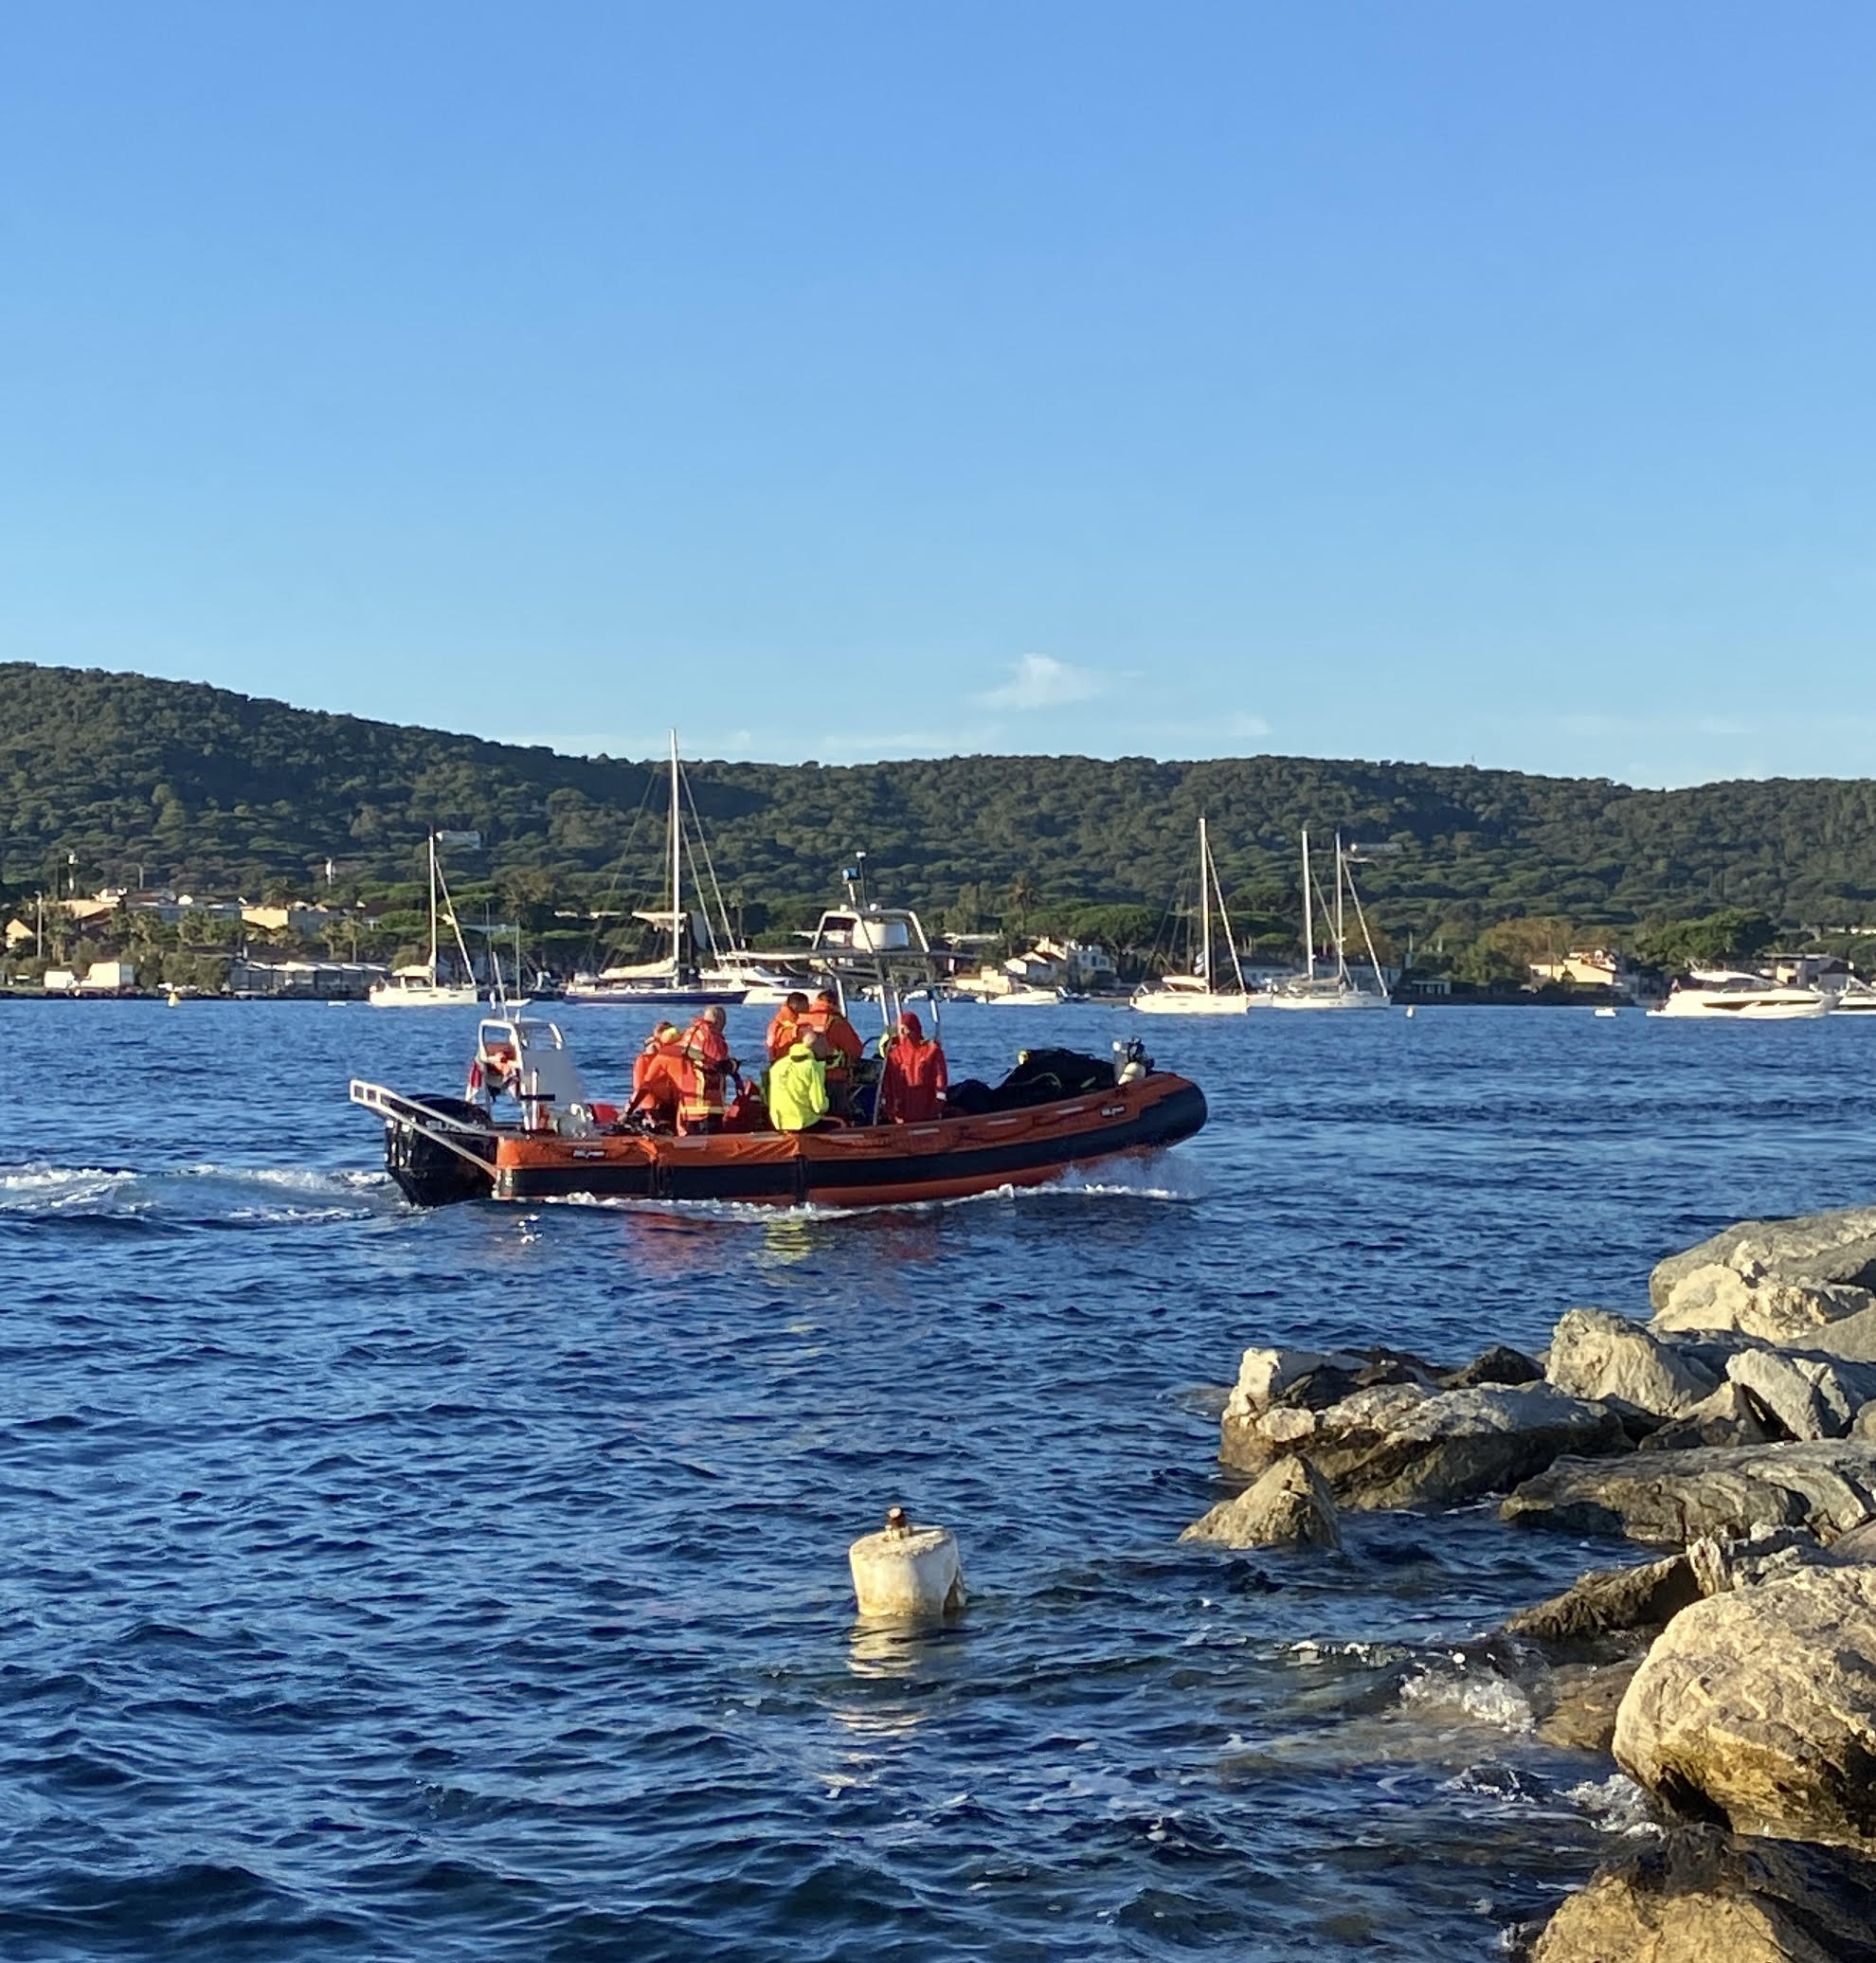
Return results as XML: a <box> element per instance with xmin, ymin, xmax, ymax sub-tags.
<box><xmin>377</xmin><ymin>1073</ymin><xmax>1205</xmax><ymax>1208</ymax></box>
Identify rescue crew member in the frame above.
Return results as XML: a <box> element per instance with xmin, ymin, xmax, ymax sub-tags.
<box><xmin>766</xmin><ymin>991</ymin><xmax>811</xmax><ymax>1064</ymax></box>
<box><xmin>676</xmin><ymin>1004</ymin><xmax>736</xmax><ymax>1135</ymax></box>
<box><xmin>878</xmin><ymin>1009</ymin><xmax>948</xmax><ymax>1124</ymax></box>
<box><xmin>625</xmin><ymin>1020</ymin><xmax>685</xmax><ymax>1130</ymax></box>
<box><xmin>806</xmin><ymin>988</ymin><xmax>863</xmax><ymax>1114</ymax></box>
<box><xmin>767</xmin><ymin>1030</ymin><xmax>832</xmax><ymax>1132</ymax></box>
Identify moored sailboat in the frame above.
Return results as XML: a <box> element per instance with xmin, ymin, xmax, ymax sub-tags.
<box><xmin>369</xmin><ymin>832</ymin><xmax>481</xmax><ymax>1008</ymax></box>
<box><xmin>1261</xmin><ymin>832</ymin><xmax>1390</xmax><ymax>1010</ymax></box>
<box><xmin>1132</xmin><ymin>817</ymin><xmax>1250</xmax><ymax>1016</ymax></box>
<box><xmin>564</xmin><ymin>731</ymin><xmax>749</xmax><ymax>1008</ymax></box>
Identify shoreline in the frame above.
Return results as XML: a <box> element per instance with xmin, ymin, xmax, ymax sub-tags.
<box><xmin>1183</xmin><ymin>1201</ymin><xmax>1876</xmax><ymax>1956</ymax></box>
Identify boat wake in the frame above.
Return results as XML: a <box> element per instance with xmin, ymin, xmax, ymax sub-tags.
<box><xmin>0</xmin><ymin>1161</ymin><xmax>397</xmax><ymax>1230</ymax></box>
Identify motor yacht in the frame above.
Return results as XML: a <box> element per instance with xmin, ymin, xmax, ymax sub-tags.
<box><xmin>1648</xmin><ymin>970</ymin><xmax>1830</xmax><ymax>1020</ymax></box>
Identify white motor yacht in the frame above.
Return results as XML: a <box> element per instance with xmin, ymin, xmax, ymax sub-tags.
<box><xmin>1648</xmin><ymin>970</ymin><xmax>1830</xmax><ymax>1020</ymax></box>
<box><xmin>1827</xmin><ymin>977</ymin><xmax>1876</xmax><ymax>1016</ymax></box>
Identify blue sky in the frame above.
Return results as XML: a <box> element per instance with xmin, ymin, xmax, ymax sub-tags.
<box><xmin>3</xmin><ymin>3</ymin><xmax>1873</xmax><ymax>785</ymax></box>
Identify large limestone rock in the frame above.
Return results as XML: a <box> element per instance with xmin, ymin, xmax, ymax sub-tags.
<box><xmin>1225</xmin><ymin>1380</ymin><xmax>1629</xmax><ymax>1510</ymax></box>
<box><xmin>1546</xmin><ymin>1306</ymin><xmax>1719</xmax><ymax>1416</ymax></box>
<box><xmin>1531</xmin><ymin>1825</ymin><xmax>1876</xmax><ymax>1963</ymax></box>
<box><xmin>1614</xmin><ymin>1564</ymin><xmax>1876</xmax><ymax>1852</ymax></box>
<box><xmin>1181</xmin><ymin>1456</ymin><xmax>1341</xmax><ymax>1550</ymax></box>
<box><xmin>1641</xmin><ymin>1380</ymin><xmax>1783</xmax><ymax>1454</ymax></box>
<box><xmin>1501</xmin><ymin>1439</ymin><xmax>1876</xmax><ymax>1545</ymax></box>
<box><xmin>1653</xmin><ymin>1261</ymin><xmax>1876</xmax><ymax>1343</ymax></box>
<box><xmin>1651</xmin><ymin>1204</ymin><xmax>1876</xmax><ymax>1310</ymax></box>
<box><xmin>1726</xmin><ymin>1348</ymin><xmax>1876</xmax><ymax>1441</ymax></box>
<box><xmin>1505</xmin><ymin>1552</ymin><xmax>1699</xmax><ymax>1644</ymax></box>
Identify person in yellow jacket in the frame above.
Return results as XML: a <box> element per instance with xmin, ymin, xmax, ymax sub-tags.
<box><xmin>767</xmin><ymin>1033</ymin><xmax>833</xmax><ymax>1132</ymax></box>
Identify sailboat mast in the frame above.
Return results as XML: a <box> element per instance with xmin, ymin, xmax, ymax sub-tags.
<box><xmin>1199</xmin><ymin>816</ymin><xmax>1213</xmax><ymax>985</ymax></box>
<box><xmin>668</xmin><ymin>729</ymin><xmax>683</xmax><ymax>976</ymax></box>
<box><xmin>1334</xmin><ymin>833</ymin><xmax>1347</xmax><ymax>982</ymax></box>
<box><xmin>1302</xmin><ymin>830</ymin><xmax>1315</xmax><ymax>981</ymax></box>
<box><xmin>427</xmin><ymin>832</ymin><xmax>439</xmax><ymax>982</ymax></box>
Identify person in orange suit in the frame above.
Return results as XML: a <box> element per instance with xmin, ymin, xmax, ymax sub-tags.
<box><xmin>676</xmin><ymin>1004</ymin><xmax>737</xmax><ymax>1135</ymax></box>
<box><xmin>625</xmin><ymin>1020</ymin><xmax>686</xmax><ymax>1130</ymax></box>
<box><xmin>805</xmin><ymin>988</ymin><xmax>864</xmax><ymax>1114</ymax></box>
<box><xmin>878</xmin><ymin>1009</ymin><xmax>948</xmax><ymax>1124</ymax></box>
<box><xmin>766</xmin><ymin>991</ymin><xmax>811</xmax><ymax>1064</ymax></box>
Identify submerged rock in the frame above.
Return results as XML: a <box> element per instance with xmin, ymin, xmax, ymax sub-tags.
<box><xmin>1614</xmin><ymin>1565</ymin><xmax>1876</xmax><ymax>1853</ymax></box>
<box><xmin>1546</xmin><ymin>1306</ymin><xmax>1719</xmax><ymax>1417</ymax></box>
<box><xmin>1505</xmin><ymin>1552</ymin><xmax>1699</xmax><ymax>1645</ymax></box>
<box><xmin>1501</xmin><ymin>1440</ymin><xmax>1876</xmax><ymax>1545</ymax></box>
<box><xmin>1651</xmin><ymin>1204</ymin><xmax>1876</xmax><ymax>1311</ymax></box>
<box><xmin>1181</xmin><ymin>1455</ymin><xmax>1341</xmax><ymax>1551</ymax></box>
<box><xmin>1225</xmin><ymin>1379</ymin><xmax>1628</xmax><ymax>1511</ymax></box>
<box><xmin>1531</xmin><ymin>1825</ymin><xmax>1876</xmax><ymax>1963</ymax></box>
<box><xmin>1531</xmin><ymin>1657</ymin><xmax>1644</xmax><ymax>1756</ymax></box>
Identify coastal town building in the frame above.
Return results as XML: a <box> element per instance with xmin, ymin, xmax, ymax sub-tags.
<box><xmin>1527</xmin><ymin>946</ymin><xmax>1632</xmax><ymax>992</ymax></box>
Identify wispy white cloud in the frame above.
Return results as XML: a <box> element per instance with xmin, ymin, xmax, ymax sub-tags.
<box><xmin>973</xmin><ymin>653</ymin><xmax>1108</xmax><ymax>712</ymax></box>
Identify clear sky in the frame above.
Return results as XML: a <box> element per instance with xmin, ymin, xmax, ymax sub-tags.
<box><xmin>3</xmin><ymin>4</ymin><xmax>1872</xmax><ymax>785</ymax></box>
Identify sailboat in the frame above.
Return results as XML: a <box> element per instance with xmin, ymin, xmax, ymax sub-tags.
<box><xmin>1131</xmin><ymin>817</ymin><xmax>1250</xmax><ymax>1016</ymax></box>
<box><xmin>564</xmin><ymin>732</ymin><xmax>749</xmax><ymax>1008</ymax></box>
<box><xmin>369</xmin><ymin>833</ymin><xmax>482</xmax><ymax>1008</ymax></box>
<box><xmin>1263</xmin><ymin>831</ymin><xmax>1390</xmax><ymax>1010</ymax></box>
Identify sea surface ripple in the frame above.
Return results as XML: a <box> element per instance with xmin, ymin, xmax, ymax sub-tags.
<box><xmin>3</xmin><ymin>998</ymin><xmax>1872</xmax><ymax>1959</ymax></box>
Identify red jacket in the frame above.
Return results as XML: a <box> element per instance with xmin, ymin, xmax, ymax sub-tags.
<box><xmin>807</xmin><ymin>1005</ymin><xmax>863</xmax><ymax>1073</ymax></box>
<box><xmin>677</xmin><ymin>1018</ymin><xmax>733</xmax><ymax>1124</ymax></box>
<box><xmin>765</xmin><ymin>1006</ymin><xmax>803</xmax><ymax>1064</ymax></box>
<box><xmin>880</xmin><ymin>1035</ymin><xmax>947</xmax><ymax>1123</ymax></box>
<box><xmin>628</xmin><ymin>1031</ymin><xmax>686</xmax><ymax>1125</ymax></box>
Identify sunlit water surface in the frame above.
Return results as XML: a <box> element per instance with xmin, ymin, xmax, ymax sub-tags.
<box><xmin>4</xmin><ymin>999</ymin><xmax>1871</xmax><ymax>1959</ymax></box>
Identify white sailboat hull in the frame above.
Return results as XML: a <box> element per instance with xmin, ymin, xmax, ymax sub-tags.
<box><xmin>369</xmin><ymin>982</ymin><xmax>481</xmax><ymax>1009</ymax></box>
<box><xmin>1131</xmin><ymin>989</ymin><xmax>1250</xmax><ymax>1016</ymax></box>
<box><xmin>1260</xmin><ymin>985</ymin><xmax>1391</xmax><ymax>1011</ymax></box>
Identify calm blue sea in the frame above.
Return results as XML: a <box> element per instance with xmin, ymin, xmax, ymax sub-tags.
<box><xmin>3</xmin><ymin>999</ymin><xmax>1871</xmax><ymax>1960</ymax></box>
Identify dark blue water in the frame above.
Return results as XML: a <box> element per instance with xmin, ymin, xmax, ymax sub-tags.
<box><xmin>5</xmin><ymin>1000</ymin><xmax>1872</xmax><ymax>1959</ymax></box>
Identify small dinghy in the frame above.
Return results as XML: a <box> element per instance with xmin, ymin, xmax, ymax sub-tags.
<box><xmin>351</xmin><ymin>1015</ymin><xmax>1206</xmax><ymax>1208</ymax></box>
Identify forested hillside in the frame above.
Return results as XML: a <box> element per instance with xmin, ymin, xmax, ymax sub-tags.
<box><xmin>4</xmin><ymin>662</ymin><xmax>1873</xmax><ymax>946</ymax></box>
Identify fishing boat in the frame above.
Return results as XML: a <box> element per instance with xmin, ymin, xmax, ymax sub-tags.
<box><xmin>564</xmin><ymin>731</ymin><xmax>749</xmax><ymax>1008</ymax></box>
<box><xmin>369</xmin><ymin>832</ymin><xmax>481</xmax><ymax>1008</ymax></box>
<box><xmin>1132</xmin><ymin>818</ymin><xmax>1250</xmax><ymax>1016</ymax></box>
<box><xmin>1262</xmin><ymin>832</ymin><xmax>1390</xmax><ymax>1010</ymax></box>
<box><xmin>1648</xmin><ymin>970</ymin><xmax>1830</xmax><ymax>1020</ymax></box>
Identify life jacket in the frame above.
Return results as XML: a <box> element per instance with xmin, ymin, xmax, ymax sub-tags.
<box><xmin>806</xmin><ymin>1004</ymin><xmax>863</xmax><ymax>1073</ymax></box>
<box><xmin>880</xmin><ymin>1035</ymin><xmax>948</xmax><ymax>1123</ymax></box>
<box><xmin>629</xmin><ymin>1030</ymin><xmax>686</xmax><ymax>1126</ymax></box>
<box><xmin>677</xmin><ymin>1018</ymin><xmax>733</xmax><ymax>1126</ymax></box>
<box><xmin>765</xmin><ymin>1007</ymin><xmax>803</xmax><ymax>1063</ymax></box>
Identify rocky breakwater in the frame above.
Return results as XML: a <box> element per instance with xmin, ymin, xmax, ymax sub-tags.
<box><xmin>1189</xmin><ymin>1201</ymin><xmax>1876</xmax><ymax>1958</ymax></box>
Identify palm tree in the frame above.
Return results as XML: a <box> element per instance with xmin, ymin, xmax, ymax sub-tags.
<box><xmin>1006</xmin><ymin>873</ymin><xmax>1039</xmax><ymax>941</ymax></box>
